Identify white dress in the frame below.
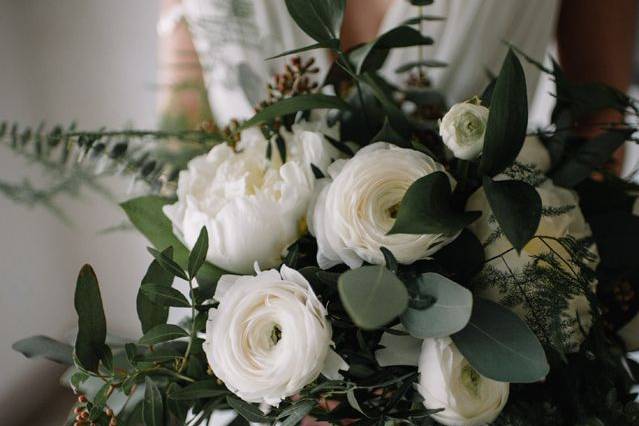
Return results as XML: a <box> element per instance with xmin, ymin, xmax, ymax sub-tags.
<box><xmin>175</xmin><ymin>0</ymin><xmax>560</xmax><ymax>126</ymax></box>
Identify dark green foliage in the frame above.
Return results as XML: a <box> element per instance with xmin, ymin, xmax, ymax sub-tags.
<box><xmin>479</xmin><ymin>49</ymin><xmax>528</xmax><ymax>177</ymax></box>
<box><xmin>74</xmin><ymin>265</ymin><xmax>107</xmax><ymax>372</ymax></box>
<box><xmin>389</xmin><ymin>171</ymin><xmax>481</xmax><ymax>236</ymax></box>
<box><xmin>137</xmin><ymin>247</ymin><xmax>175</xmax><ymax>334</ymax></box>
<box><xmin>482</xmin><ymin>177</ymin><xmax>542</xmax><ymax>251</ymax></box>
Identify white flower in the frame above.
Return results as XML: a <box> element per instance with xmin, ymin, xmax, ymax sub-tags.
<box><xmin>164</xmin><ymin>122</ymin><xmax>343</xmax><ymax>274</ymax></box>
<box><xmin>439</xmin><ymin>102</ymin><xmax>489</xmax><ymax>160</ymax></box>
<box><xmin>466</xmin><ymin>145</ymin><xmax>598</xmax><ymax>350</ymax></box>
<box><xmin>204</xmin><ymin>265</ymin><xmax>346</xmax><ymax>406</ymax></box>
<box><xmin>308</xmin><ymin>142</ymin><xmax>457</xmax><ymax>269</ymax></box>
<box><xmin>417</xmin><ymin>337</ymin><xmax>509</xmax><ymax>426</ymax></box>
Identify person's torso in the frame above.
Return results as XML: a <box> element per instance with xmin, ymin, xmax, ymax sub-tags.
<box><xmin>182</xmin><ymin>0</ymin><xmax>560</xmax><ymax>126</ymax></box>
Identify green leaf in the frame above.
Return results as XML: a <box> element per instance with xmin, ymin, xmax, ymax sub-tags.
<box><xmin>401</xmin><ymin>273</ymin><xmax>473</xmax><ymax>338</ymax></box>
<box><xmin>74</xmin><ymin>265</ymin><xmax>107</xmax><ymax>372</ymax></box>
<box><xmin>389</xmin><ymin>171</ymin><xmax>481</xmax><ymax>236</ymax></box>
<box><xmin>551</xmin><ymin>129</ymin><xmax>632</xmax><ymax>188</ymax></box>
<box><xmin>482</xmin><ymin>177</ymin><xmax>541</xmax><ymax>251</ymax></box>
<box><xmin>479</xmin><ymin>49</ymin><xmax>528</xmax><ymax>176</ymax></box>
<box><xmin>148</xmin><ymin>247</ymin><xmax>188</xmax><ymax>281</ymax></box>
<box><xmin>12</xmin><ymin>335</ymin><xmax>73</xmax><ymax>365</ymax></box>
<box><xmin>338</xmin><ymin>265</ymin><xmax>409</xmax><ymax>330</ymax></box>
<box><xmin>139</xmin><ymin>324</ymin><xmax>188</xmax><ymax>346</ymax></box>
<box><xmin>267</xmin><ymin>39</ymin><xmax>339</xmax><ymax>60</ymax></box>
<box><xmin>395</xmin><ymin>60</ymin><xmax>447</xmax><ymax>73</ymax></box>
<box><xmin>360</xmin><ymin>73</ymin><xmax>412</xmax><ymax>136</ymax></box>
<box><xmin>241</xmin><ymin>94</ymin><xmax>351</xmax><ymax>129</ymax></box>
<box><xmin>451</xmin><ymin>298</ymin><xmax>549</xmax><ymax>383</ymax></box>
<box><xmin>137</xmin><ymin>247</ymin><xmax>174</xmax><ymax>334</ymax></box>
<box><xmin>285</xmin><ymin>0</ymin><xmax>346</xmax><ymax>42</ymax></box>
<box><xmin>141</xmin><ymin>284</ymin><xmax>191</xmax><ymax>308</ymax></box>
<box><xmin>168</xmin><ymin>380</ymin><xmax>228</xmax><ymax>400</ymax></box>
<box><xmin>433</xmin><ymin>229</ymin><xmax>484</xmax><ymax>282</ymax></box>
<box><xmin>371</xmin><ymin>117</ymin><xmax>408</xmax><ymax>147</ymax></box>
<box><xmin>350</xmin><ymin>26</ymin><xmax>434</xmax><ymax>74</ymax></box>
<box><xmin>279</xmin><ymin>400</ymin><xmax>316</xmax><ymax>426</ymax></box>
<box><xmin>188</xmin><ymin>226</ymin><xmax>209</xmax><ymax>279</ymax></box>
<box><xmin>121</xmin><ymin>196</ymin><xmax>226</xmax><ymax>296</ymax></box>
<box><xmin>226</xmin><ymin>396</ymin><xmax>272</xmax><ymax>423</ymax></box>
<box><xmin>380</xmin><ymin>246</ymin><xmax>398</xmax><ymax>274</ymax></box>
<box><xmin>402</xmin><ymin>15</ymin><xmax>446</xmax><ymax>26</ymax></box>
<box><xmin>143</xmin><ymin>377</ymin><xmax>164</xmax><ymax>426</ymax></box>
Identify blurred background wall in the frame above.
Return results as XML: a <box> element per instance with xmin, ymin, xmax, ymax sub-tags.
<box><xmin>0</xmin><ymin>1</ymin><xmax>158</xmax><ymax>424</ymax></box>
<box><xmin>0</xmin><ymin>1</ymin><xmax>638</xmax><ymax>425</ymax></box>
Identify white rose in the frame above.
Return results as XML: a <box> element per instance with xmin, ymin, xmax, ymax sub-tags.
<box><xmin>417</xmin><ymin>337</ymin><xmax>509</xmax><ymax>426</ymax></box>
<box><xmin>439</xmin><ymin>102</ymin><xmax>489</xmax><ymax>160</ymax></box>
<box><xmin>466</xmin><ymin>149</ymin><xmax>598</xmax><ymax>350</ymax></box>
<box><xmin>164</xmin><ymin>123</ymin><xmax>342</xmax><ymax>274</ymax></box>
<box><xmin>309</xmin><ymin>142</ymin><xmax>457</xmax><ymax>269</ymax></box>
<box><xmin>204</xmin><ymin>265</ymin><xmax>346</xmax><ymax>406</ymax></box>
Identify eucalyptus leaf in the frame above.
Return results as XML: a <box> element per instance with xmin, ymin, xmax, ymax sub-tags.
<box><xmin>188</xmin><ymin>226</ymin><xmax>209</xmax><ymax>279</ymax></box>
<box><xmin>451</xmin><ymin>298</ymin><xmax>549</xmax><ymax>383</ymax></box>
<box><xmin>279</xmin><ymin>400</ymin><xmax>316</xmax><ymax>426</ymax></box>
<box><xmin>168</xmin><ymin>380</ymin><xmax>228</xmax><ymax>400</ymax></box>
<box><xmin>284</xmin><ymin>0</ymin><xmax>346</xmax><ymax>42</ymax></box>
<box><xmin>482</xmin><ymin>177</ymin><xmax>541</xmax><ymax>251</ymax></box>
<box><xmin>74</xmin><ymin>264</ymin><xmax>107</xmax><ymax>372</ymax></box>
<box><xmin>137</xmin><ymin>247</ymin><xmax>174</xmax><ymax>334</ymax></box>
<box><xmin>338</xmin><ymin>265</ymin><xmax>409</xmax><ymax>330</ymax></box>
<box><xmin>12</xmin><ymin>335</ymin><xmax>73</xmax><ymax>365</ymax></box>
<box><xmin>141</xmin><ymin>284</ymin><xmax>191</xmax><ymax>308</ymax></box>
<box><xmin>226</xmin><ymin>396</ymin><xmax>272</xmax><ymax>423</ymax></box>
<box><xmin>389</xmin><ymin>171</ymin><xmax>481</xmax><ymax>236</ymax></box>
<box><xmin>148</xmin><ymin>247</ymin><xmax>188</xmax><ymax>281</ymax></box>
<box><xmin>395</xmin><ymin>60</ymin><xmax>447</xmax><ymax>73</ymax></box>
<box><xmin>350</xmin><ymin>26</ymin><xmax>434</xmax><ymax>74</ymax></box>
<box><xmin>121</xmin><ymin>196</ymin><xmax>226</xmax><ymax>296</ymax></box>
<box><xmin>267</xmin><ymin>39</ymin><xmax>339</xmax><ymax>60</ymax></box>
<box><xmin>402</xmin><ymin>15</ymin><xmax>446</xmax><ymax>26</ymax></box>
<box><xmin>241</xmin><ymin>94</ymin><xmax>351</xmax><ymax>129</ymax></box>
<box><xmin>143</xmin><ymin>377</ymin><xmax>164</xmax><ymax>426</ymax></box>
<box><xmin>139</xmin><ymin>324</ymin><xmax>188</xmax><ymax>346</ymax></box>
<box><xmin>479</xmin><ymin>49</ymin><xmax>528</xmax><ymax>176</ymax></box>
<box><xmin>401</xmin><ymin>273</ymin><xmax>473</xmax><ymax>338</ymax></box>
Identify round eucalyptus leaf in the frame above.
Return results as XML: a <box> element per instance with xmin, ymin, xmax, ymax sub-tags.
<box><xmin>452</xmin><ymin>298</ymin><xmax>549</xmax><ymax>383</ymax></box>
<box><xmin>401</xmin><ymin>273</ymin><xmax>473</xmax><ymax>338</ymax></box>
<box><xmin>338</xmin><ymin>266</ymin><xmax>409</xmax><ymax>330</ymax></box>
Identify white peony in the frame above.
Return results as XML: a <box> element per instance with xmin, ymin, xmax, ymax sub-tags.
<box><xmin>417</xmin><ymin>337</ymin><xmax>509</xmax><ymax>426</ymax></box>
<box><xmin>439</xmin><ymin>102</ymin><xmax>489</xmax><ymax>160</ymax></box>
<box><xmin>164</xmin><ymin>121</ymin><xmax>343</xmax><ymax>274</ymax></box>
<box><xmin>204</xmin><ymin>265</ymin><xmax>346</xmax><ymax>406</ymax></box>
<box><xmin>308</xmin><ymin>142</ymin><xmax>457</xmax><ymax>269</ymax></box>
<box><xmin>466</xmin><ymin>138</ymin><xmax>599</xmax><ymax>350</ymax></box>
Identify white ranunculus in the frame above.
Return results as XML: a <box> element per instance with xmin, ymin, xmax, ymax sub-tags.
<box><xmin>308</xmin><ymin>142</ymin><xmax>457</xmax><ymax>269</ymax></box>
<box><xmin>164</xmin><ymin>122</ymin><xmax>343</xmax><ymax>274</ymax></box>
<box><xmin>204</xmin><ymin>265</ymin><xmax>346</xmax><ymax>406</ymax></box>
<box><xmin>466</xmin><ymin>145</ymin><xmax>599</xmax><ymax>350</ymax></box>
<box><xmin>417</xmin><ymin>337</ymin><xmax>509</xmax><ymax>426</ymax></box>
<box><xmin>439</xmin><ymin>102</ymin><xmax>489</xmax><ymax>160</ymax></box>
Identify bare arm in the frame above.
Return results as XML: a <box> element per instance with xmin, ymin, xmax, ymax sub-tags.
<box><xmin>557</xmin><ymin>0</ymin><xmax>637</xmax><ymax>172</ymax></box>
<box><xmin>157</xmin><ymin>0</ymin><xmax>212</xmax><ymax>130</ymax></box>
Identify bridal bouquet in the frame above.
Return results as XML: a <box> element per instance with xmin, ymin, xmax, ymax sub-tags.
<box><xmin>9</xmin><ymin>1</ymin><xmax>639</xmax><ymax>425</ymax></box>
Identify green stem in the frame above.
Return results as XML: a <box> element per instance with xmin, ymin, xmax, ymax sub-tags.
<box><xmin>177</xmin><ymin>278</ymin><xmax>197</xmax><ymax>374</ymax></box>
